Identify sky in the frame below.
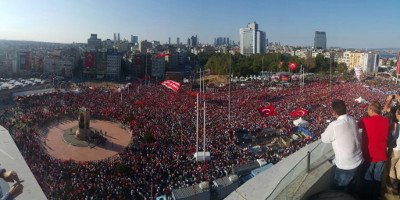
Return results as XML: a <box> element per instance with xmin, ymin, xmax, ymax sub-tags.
<box><xmin>0</xmin><ymin>0</ymin><xmax>399</xmax><ymax>49</ymax></box>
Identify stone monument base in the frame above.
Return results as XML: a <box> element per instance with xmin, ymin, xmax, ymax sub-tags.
<box><xmin>62</xmin><ymin>126</ymin><xmax>101</xmax><ymax>147</ymax></box>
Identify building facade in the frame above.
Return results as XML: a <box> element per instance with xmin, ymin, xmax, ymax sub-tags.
<box><xmin>87</xmin><ymin>34</ymin><xmax>102</xmax><ymax>49</ymax></box>
<box><xmin>139</xmin><ymin>40</ymin><xmax>152</xmax><ymax>53</ymax></box>
<box><xmin>106</xmin><ymin>52</ymin><xmax>122</xmax><ymax>80</ymax></box>
<box><xmin>131</xmin><ymin>35</ymin><xmax>138</xmax><ymax>45</ymax></box>
<box><xmin>239</xmin><ymin>22</ymin><xmax>266</xmax><ymax>56</ymax></box>
<box><xmin>43</xmin><ymin>57</ymin><xmax>73</xmax><ymax>77</ymax></box>
<box><xmin>151</xmin><ymin>56</ymin><xmax>165</xmax><ymax>78</ymax></box>
<box><xmin>360</xmin><ymin>53</ymin><xmax>379</xmax><ymax>73</ymax></box>
<box><xmin>314</xmin><ymin>31</ymin><xmax>326</xmax><ymax>49</ymax></box>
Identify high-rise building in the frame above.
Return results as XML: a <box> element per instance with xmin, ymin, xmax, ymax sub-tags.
<box><xmin>190</xmin><ymin>35</ymin><xmax>198</xmax><ymax>47</ymax></box>
<box><xmin>131</xmin><ymin>35</ymin><xmax>138</xmax><ymax>44</ymax></box>
<box><xmin>187</xmin><ymin>38</ymin><xmax>190</xmax><ymax>45</ymax></box>
<box><xmin>151</xmin><ymin>56</ymin><xmax>165</xmax><ymax>78</ymax></box>
<box><xmin>114</xmin><ymin>33</ymin><xmax>116</xmax><ymax>41</ymax></box>
<box><xmin>314</xmin><ymin>31</ymin><xmax>327</xmax><ymax>49</ymax></box>
<box><xmin>106</xmin><ymin>51</ymin><xmax>122</xmax><ymax>80</ymax></box>
<box><xmin>239</xmin><ymin>22</ymin><xmax>266</xmax><ymax>56</ymax></box>
<box><xmin>139</xmin><ymin>40</ymin><xmax>152</xmax><ymax>53</ymax></box>
<box><xmin>214</xmin><ymin>37</ymin><xmax>230</xmax><ymax>46</ymax></box>
<box><xmin>118</xmin><ymin>33</ymin><xmax>120</xmax><ymax>41</ymax></box>
<box><xmin>177</xmin><ymin>37</ymin><xmax>180</xmax><ymax>45</ymax></box>
<box><xmin>168</xmin><ymin>37</ymin><xmax>171</xmax><ymax>45</ymax></box>
<box><xmin>87</xmin><ymin>34</ymin><xmax>102</xmax><ymax>49</ymax></box>
<box><xmin>16</xmin><ymin>50</ymin><xmax>31</xmax><ymax>71</ymax></box>
<box><xmin>360</xmin><ymin>53</ymin><xmax>379</xmax><ymax>73</ymax></box>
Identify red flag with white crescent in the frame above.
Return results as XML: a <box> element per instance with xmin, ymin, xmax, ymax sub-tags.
<box><xmin>161</xmin><ymin>80</ymin><xmax>181</xmax><ymax>92</ymax></box>
<box><xmin>289</xmin><ymin>63</ymin><xmax>297</xmax><ymax>71</ymax></box>
<box><xmin>85</xmin><ymin>52</ymin><xmax>95</xmax><ymax>68</ymax></box>
<box><xmin>289</xmin><ymin>108</ymin><xmax>308</xmax><ymax>117</ymax></box>
<box><xmin>257</xmin><ymin>106</ymin><xmax>277</xmax><ymax>117</ymax></box>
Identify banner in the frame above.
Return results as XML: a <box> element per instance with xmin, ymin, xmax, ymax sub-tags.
<box><xmin>85</xmin><ymin>52</ymin><xmax>95</xmax><ymax>68</ymax></box>
<box><xmin>354</xmin><ymin>66</ymin><xmax>362</xmax><ymax>80</ymax></box>
<box><xmin>135</xmin><ymin>56</ymin><xmax>141</xmax><ymax>65</ymax></box>
<box><xmin>25</xmin><ymin>51</ymin><xmax>30</xmax><ymax>71</ymax></box>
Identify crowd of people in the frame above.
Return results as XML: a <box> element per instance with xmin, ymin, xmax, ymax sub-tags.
<box><xmin>0</xmin><ymin>77</ymin><xmax>391</xmax><ymax>199</ymax></box>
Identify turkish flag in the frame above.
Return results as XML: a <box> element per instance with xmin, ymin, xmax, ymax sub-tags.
<box><xmin>279</xmin><ymin>62</ymin><xmax>283</xmax><ymax>68</ymax></box>
<box><xmin>85</xmin><ymin>52</ymin><xmax>95</xmax><ymax>68</ymax></box>
<box><xmin>156</xmin><ymin>53</ymin><xmax>175</xmax><ymax>58</ymax></box>
<box><xmin>257</xmin><ymin>106</ymin><xmax>277</xmax><ymax>117</ymax></box>
<box><xmin>161</xmin><ymin>80</ymin><xmax>181</xmax><ymax>92</ymax></box>
<box><xmin>289</xmin><ymin>109</ymin><xmax>308</xmax><ymax>117</ymax></box>
<box><xmin>289</xmin><ymin>63</ymin><xmax>296</xmax><ymax>71</ymax></box>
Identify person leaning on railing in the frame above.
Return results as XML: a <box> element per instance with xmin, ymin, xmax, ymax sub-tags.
<box><xmin>321</xmin><ymin>99</ymin><xmax>363</xmax><ymax>192</ymax></box>
<box><xmin>0</xmin><ymin>168</ymin><xmax>23</xmax><ymax>200</ymax></box>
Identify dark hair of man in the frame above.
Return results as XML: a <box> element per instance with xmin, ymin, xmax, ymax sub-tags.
<box><xmin>369</xmin><ymin>101</ymin><xmax>381</xmax><ymax>115</ymax></box>
<box><xmin>331</xmin><ymin>99</ymin><xmax>346</xmax><ymax>116</ymax></box>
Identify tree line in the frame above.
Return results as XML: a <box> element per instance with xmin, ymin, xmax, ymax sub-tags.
<box><xmin>196</xmin><ymin>52</ymin><xmax>347</xmax><ymax>77</ymax></box>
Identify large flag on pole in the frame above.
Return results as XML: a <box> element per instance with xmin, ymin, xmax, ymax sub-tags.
<box><xmin>257</xmin><ymin>106</ymin><xmax>277</xmax><ymax>117</ymax></box>
<box><xmin>161</xmin><ymin>80</ymin><xmax>181</xmax><ymax>92</ymax></box>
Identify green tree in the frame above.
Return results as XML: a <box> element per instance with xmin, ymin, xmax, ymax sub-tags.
<box><xmin>315</xmin><ymin>54</ymin><xmax>330</xmax><ymax>72</ymax></box>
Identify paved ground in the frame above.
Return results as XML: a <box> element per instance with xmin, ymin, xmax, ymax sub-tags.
<box><xmin>43</xmin><ymin>119</ymin><xmax>131</xmax><ymax>161</ymax></box>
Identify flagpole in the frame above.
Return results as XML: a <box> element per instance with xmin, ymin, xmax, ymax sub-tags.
<box><xmin>199</xmin><ymin>68</ymin><xmax>202</xmax><ymax>97</ymax></box>
<box><xmin>196</xmin><ymin>93</ymin><xmax>199</xmax><ymax>154</ymax></box>
<box><xmin>203</xmin><ymin>100</ymin><xmax>206</xmax><ymax>162</ymax></box>
<box><xmin>228</xmin><ymin>54</ymin><xmax>231</xmax><ymax>124</ymax></box>
<box><xmin>262</xmin><ymin>55</ymin><xmax>264</xmax><ymax>86</ymax></box>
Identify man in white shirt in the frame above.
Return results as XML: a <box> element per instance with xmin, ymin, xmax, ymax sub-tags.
<box><xmin>321</xmin><ymin>99</ymin><xmax>363</xmax><ymax>191</ymax></box>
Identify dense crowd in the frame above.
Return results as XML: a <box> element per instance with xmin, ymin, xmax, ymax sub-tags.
<box><xmin>0</xmin><ymin>77</ymin><xmax>391</xmax><ymax>199</ymax></box>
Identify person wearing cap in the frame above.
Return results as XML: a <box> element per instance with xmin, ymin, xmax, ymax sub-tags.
<box><xmin>358</xmin><ymin>101</ymin><xmax>390</xmax><ymax>200</ymax></box>
<box><xmin>0</xmin><ymin>168</ymin><xmax>24</xmax><ymax>200</ymax></box>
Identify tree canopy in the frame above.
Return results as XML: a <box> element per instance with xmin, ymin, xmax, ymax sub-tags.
<box><xmin>204</xmin><ymin>53</ymin><xmax>334</xmax><ymax>76</ymax></box>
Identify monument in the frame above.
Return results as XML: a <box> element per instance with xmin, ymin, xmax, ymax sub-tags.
<box><xmin>76</xmin><ymin>107</ymin><xmax>90</xmax><ymax>140</ymax></box>
<box><xmin>62</xmin><ymin>107</ymin><xmax>106</xmax><ymax>147</ymax></box>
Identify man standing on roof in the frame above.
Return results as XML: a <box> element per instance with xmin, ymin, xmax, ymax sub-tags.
<box><xmin>321</xmin><ymin>99</ymin><xmax>363</xmax><ymax>192</ymax></box>
<box><xmin>358</xmin><ymin>101</ymin><xmax>389</xmax><ymax>200</ymax></box>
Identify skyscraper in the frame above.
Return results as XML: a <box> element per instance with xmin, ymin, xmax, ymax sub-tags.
<box><xmin>314</xmin><ymin>31</ymin><xmax>327</xmax><ymax>49</ymax></box>
<box><xmin>190</xmin><ymin>35</ymin><xmax>198</xmax><ymax>47</ymax></box>
<box><xmin>131</xmin><ymin>35</ymin><xmax>138</xmax><ymax>44</ymax></box>
<box><xmin>168</xmin><ymin>37</ymin><xmax>171</xmax><ymax>45</ymax></box>
<box><xmin>118</xmin><ymin>33</ymin><xmax>120</xmax><ymax>41</ymax></box>
<box><xmin>87</xmin><ymin>34</ymin><xmax>102</xmax><ymax>49</ymax></box>
<box><xmin>214</xmin><ymin>37</ymin><xmax>230</xmax><ymax>46</ymax></box>
<box><xmin>239</xmin><ymin>22</ymin><xmax>266</xmax><ymax>56</ymax></box>
<box><xmin>176</xmin><ymin>37</ymin><xmax>180</xmax><ymax>45</ymax></box>
<box><xmin>114</xmin><ymin>33</ymin><xmax>116</xmax><ymax>41</ymax></box>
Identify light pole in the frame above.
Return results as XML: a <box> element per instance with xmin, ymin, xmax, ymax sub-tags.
<box><xmin>228</xmin><ymin>54</ymin><xmax>231</xmax><ymax>124</ymax></box>
<box><xmin>330</xmin><ymin>52</ymin><xmax>333</xmax><ymax>92</ymax></box>
<box><xmin>262</xmin><ymin>55</ymin><xmax>264</xmax><ymax>86</ymax></box>
<box><xmin>145</xmin><ymin>53</ymin><xmax>148</xmax><ymax>87</ymax></box>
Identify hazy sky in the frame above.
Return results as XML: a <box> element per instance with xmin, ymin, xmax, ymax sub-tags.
<box><xmin>0</xmin><ymin>0</ymin><xmax>399</xmax><ymax>48</ymax></box>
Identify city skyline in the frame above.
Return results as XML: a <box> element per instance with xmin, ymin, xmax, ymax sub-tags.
<box><xmin>0</xmin><ymin>0</ymin><xmax>399</xmax><ymax>49</ymax></box>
